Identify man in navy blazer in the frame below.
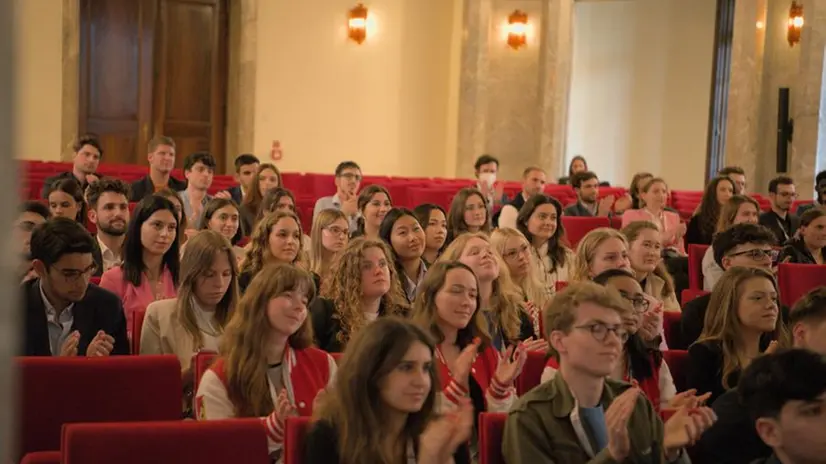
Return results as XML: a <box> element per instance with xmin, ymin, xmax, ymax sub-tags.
<box><xmin>22</xmin><ymin>218</ymin><xmax>129</xmax><ymax>357</ymax></box>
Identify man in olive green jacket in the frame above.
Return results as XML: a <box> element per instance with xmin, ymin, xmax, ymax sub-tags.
<box><xmin>503</xmin><ymin>282</ymin><xmax>716</xmax><ymax>463</ymax></box>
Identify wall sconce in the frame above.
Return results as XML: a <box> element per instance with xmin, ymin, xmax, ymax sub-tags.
<box><xmin>348</xmin><ymin>3</ymin><xmax>369</xmax><ymax>44</ymax></box>
<box><xmin>788</xmin><ymin>1</ymin><xmax>804</xmax><ymax>47</ymax></box>
<box><xmin>506</xmin><ymin>10</ymin><xmax>528</xmax><ymax>50</ymax></box>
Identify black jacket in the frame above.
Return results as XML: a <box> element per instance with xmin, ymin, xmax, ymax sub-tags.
<box><xmin>778</xmin><ymin>238</ymin><xmax>825</xmax><ymax>265</ymax></box>
<box><xmin>22</xmin><ymin>279</ymin><xmax>130</xmax><ymax>356</ymax></box>
<box><xmin>309</xmin><ymin>297</ymin><xmax>408</xmax><ymax>353</ymax></box>
<box><xmin>129</xmin><ymin>175</ymin><xmax>187</xmax><ymax>202</ymax></box>
<box><xmin>758</xmin><ymin>211</ymin><xmax>800</xmax><ymax>245</ymax></box>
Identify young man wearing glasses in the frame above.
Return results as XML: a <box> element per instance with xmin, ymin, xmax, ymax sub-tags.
<box><xmin>504</xmin><ymin>282</ymin><xmax>716</xmax><ymax>464</ymax></box>
<box><xmin>759</xmin><ymin>176</ymin><xmax>800</xmax><ymax>244</ymax></box>
<box><xmin>678</xmin><ymin>223</ymin><xmax>780</xmax><ymax>349</ymax></box>
<box><xmin>22</xmin><ymin>218</ymin><xmax>129</xmax><ymax>356</ymax></box>
<box><xmin>312</xmin><ymin>161</ymin><xmax>363</xmax><ymax>233</ymax></box>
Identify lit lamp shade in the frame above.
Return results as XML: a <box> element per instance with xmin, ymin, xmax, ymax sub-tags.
<box><xmin>506</xmin><ymin>10</ymin><xmax>528</xmax><ymax>50</ymax></box>
<box><xmin>348</xmin><ymin>3</ymin><xmax>368</xmax><ymax>44</ymax></box>
<box><xmin>788</xmin><ymin>1</ymin><xmax>804</xmax><ymax>46</ymax></box>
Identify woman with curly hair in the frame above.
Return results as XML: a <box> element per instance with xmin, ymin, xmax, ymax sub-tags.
<box><xmin>238</xmin><ymin>211</ymin><xmax>303</xmax><ymax>293</ymax></box>
<box><xmin>437</xmin><ymin>232</ymin><xmax>540</xmax><ymax>351</ymax></box>
<box><xmin>196</xmin><ymin>263</ymin><xmax>336</xmax><ymax>460</ymax></box>
<box><xmin>309</xmin><ymin>237</ymin><xmax>409</xmax><ymax>353</ymax></box>
<box><xmin>685</xmin><ymin>176</ymin><xmax>735</xmax><ymax>246</ymax></box>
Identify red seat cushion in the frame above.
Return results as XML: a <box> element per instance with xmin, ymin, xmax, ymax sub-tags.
<box><xmin>61</xmin><ymin>420</ymin><xmax>269</xmax><ymax>464</ymax></box>
<box><xmin>283</xmin><ymin>417</ymin><xmax>312</xmax><ymax>464</ymax></box>
<box><xmin>20</xmin><ymin>451</ymin><xmax>61</xmax><ymax>464</ymax></box>
<box><xmin>777</xmin><ymin>263</ymin><xmax>826</xmax><ymax>307</ymax></box>
<box><xmin>516</xmin><ymin>351</ymin><xmax>548</xmax><ymax>396</ymax></box>
<box><xmin>561</xmin><ymin>216</ymin><xmax>611</xmax><ymax>248</ymax></box>
<box><xmin>663</xmin><ymin>311</ymin><xmax>682</xmax><ymax>347</ymax></box>
<box><xmin>687</xmin><ymin>244</ymin><xmax>709</xmax><ymax>290</ymax></box>
<box><xmin>17</xmin><ymin>355</ymin><xmax>182</xmax><ymax>458</ymax></box>
<box><xmin>478</xmin><ymin>413</ymin><xmax>507</xmax><ymax>464</ymax></box>
<box><xmin>663</xmin><ymin>350</ymin><xmax>688</xmax><ymax>392</ymax></box>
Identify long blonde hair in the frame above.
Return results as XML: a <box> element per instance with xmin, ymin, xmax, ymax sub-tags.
<box><xmin>240</xmin><ymin>211</ymin><xmax>304</xmax><ymax>275</ymax></box>
<box><xmin>621</xmin><ymin>221</ymin><xmax>676</xmax><ymax>300</ymax></box>
<box><xmin>571</xmin><ymin>228</ymin><xmax>629</xmax><ymax>282</ymax></box>
<box><xmin>490</xmin><ymin>228</ymin><xmax>549</xmax><ymax>309</ymax></box>
<box><xmin>310</xmin><ymin>209</ymin><xmax>348</xmax><ymax>275</ymax></box>
<box><xmin>221</xmin><ymin>263</ymin><xmax>315</xmax><ymax>417</ymax></box>
<box><xmin>437</xmin><ymin>232</ymin><xmax>523</xmax><ymax>344</ymax></box>
<box><xmin>176</xmin><ymin>231</ymin><xmax>239</xmax><ymax>347</ymax></box>
<box><xmin>320</xmin><ymin>238</ymin><xmax>409</xmax><ymax>347</ymax></box>
<box><xmin>697</xmin><ymin>267</ymin><xmax>788</xmax><ymax>389</ymax></box>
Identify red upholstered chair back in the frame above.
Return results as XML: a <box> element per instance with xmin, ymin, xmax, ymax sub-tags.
<box><xmin>330</xmin><ymin>352</ymin><xmax>342</xmax><ymax>363</ymax></box>
<box><xmin>131</xmin><ymin>310</ymin><xmax>146</xmax><ymax>354</ymax></box>
<box><xmin>687</xmin><ymin>244</ymin><xmax>709</xmax><ymax>290</ymax></box>
<box><xmin>662</xmin><ymin>311</ymin><xmax>682</xmax><ymax>347</ymax></box>
<box><xmin>478</xmin><ymin>413</ymin><xmax>507</xmax><ymax>464</ymax></box>
<box><xmin>20</xmin><ymin>451</ymin><xmax>61</xmax><ymax>464</ymax></box>
<box><xmin>89</xmin><ymin>276</ymin><xmax>101</xmax><ymax>285</ymax></box>
<box><xmin>516</xmin><ymin>350</ymin><xmax>548</xmax><ymax>396</ymax></box>
<box><xmin>17</xmin><ymin>355</ymin><xmax>182</xmax><ymax>458</ymax></box>
<box><xmin>663</xmin><ymin>350</ymin><xmax>689</xmax><ymax>392</ymax></box>
<box><xmin>192</xmin><ymin>351</ymin><xmax>219</xmax><ymax>395</ymax></box>
<box><xmin>777</xmin><ymin>263</ymin><xmax>826</xmax><ymax>308</ymax></box>
<box><xmin>61</xmin><ymin>420</ymin><xmax>269</xmax><ymax>464</ymax></box>
<box><xmin>681</xmin><ymin>289</ymin><xmax>709</xmax><ymax>307</ymax></box>
<box><xmin>561</xmin><ymin>217</ymin><xmax>611</xmax><ymax>248</ymax></box>
<box><xmin>283</xmin><ymin>416</ymin><xmax>312</xmax><ymax>464</ymax></box>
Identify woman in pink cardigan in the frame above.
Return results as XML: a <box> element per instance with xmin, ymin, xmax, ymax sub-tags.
<box><xmin>100</xmin><ymin>196</ymin><xmax>180</xmax><ymax>334</ymax></box>
<box><xmin>621</xmin><ymin>177</ymin><xmax>686</xmax><ymax>256</ymax></box>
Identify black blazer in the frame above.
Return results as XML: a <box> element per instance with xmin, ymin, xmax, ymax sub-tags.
<box><xmin>226</xmin><ymin>185</ymin><xmax>243</xmax><ymax>205</ymax></box>
<box><xmin>129</xmin><ymin>175</ymin><xmax>187</xmax><ymax>202</ymax></box>
<box><xmin>23</xmin><ymin>279</ymin><xmax>130</xmax><ymax>356</ymax></box>
<box><xmin>758</xmin><ymin>211</ymin><xmax>800</xmax><ymax>245</ymax></box>
<box><xmin>40</xmin><ymin>171</ymin><xmax>87</xmax><ymax>198</ymax></box>
<box><xmin>778</xmin><ymin>238</ymin><xmax>825</xmax><ymax>265</ymax></box>
<box><xmin>309</xmin><ymin>297</ymin><xmax>407</xmax><ymax>353</ymax></box>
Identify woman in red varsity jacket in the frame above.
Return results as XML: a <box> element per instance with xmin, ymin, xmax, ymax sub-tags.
<box><xmin>411</xmin><ymin>261</ymin><xmax>527</xmax><ymax>423</ymax></box>
<box><xmin>195</xmin><ymin>263</ymin><xmax>336</xmax><ymax>459</ymax></box>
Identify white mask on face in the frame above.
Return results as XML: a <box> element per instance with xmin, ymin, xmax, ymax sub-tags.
<box><xmin>479</xmin><ymin>172</ymin><xmax>496</xmax><ymax>188</ymax></box>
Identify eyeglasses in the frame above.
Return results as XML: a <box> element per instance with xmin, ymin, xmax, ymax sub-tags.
<box><xmin>574</xmin><ymin>322</ymin><xmax>629</xmax><ymax>343</ymax></box>
<box><xmin>338</xmin><ymin>173</ymin><xmax>362</xmax><ymax>182</ymax></box>
<box><xmin>728</xmin><ymin>248</ymin><xmax>779</xmax><ymax>262</ymax></box>
<box><xmin>618</xmin><ymin>290</ymin><xmax>650</xmax><ymax>313</ymax></box>
<box><xmin>502</xmin><ymin>244</ymin><xmax>530</xmax><ymax>260</ymax></box>
<box><xmin>324</xmin><ymin>226</ymin><xmax>348</xmax><ymax>237</ymax></box>
<box><xmin>52</xmin><ymin>263</ymin><xmax>97</xmax><ymax>283</ymax></box>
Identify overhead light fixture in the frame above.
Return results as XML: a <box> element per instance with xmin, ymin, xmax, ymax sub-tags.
<box><xmin>348</xmin><ymin>3</ymin><xmax>369</xmax><ymax>44</ymax></box>
<box><xmin>506</xmin><ymin>10</ymin><xmax>528</xmax><ymax>50</ymax></box>
<box><xmin>788</xmin><ymin>1</ymin><xmax>804</xmax><ymax>47</ymax></box>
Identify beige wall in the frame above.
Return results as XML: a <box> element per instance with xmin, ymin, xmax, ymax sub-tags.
<box><xmin>253</xmin><ymin>0</ymin><xmax>460</xmax><ymax>177</ymax></box>
<box><xmin>566</xmin><ymin>0</ymin><xmax>716</xmax><ymax>190</ymax></box>
<box><xmin>12</xmin><ymin>0</ymin><xmax>63</xmax><ymax>161</ymax></box>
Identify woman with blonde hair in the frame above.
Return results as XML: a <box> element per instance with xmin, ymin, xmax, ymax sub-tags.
<box><xmin>141</xmin><ymin>230</ymin><xmax>239</xmax><ymax>415</ymax></box>
<box><xmin>305</xmin><ymin>317</ymin><xmax>473</xmax><ymax>464</ymax></box>
<box><xmin>702</xmin><ymin>195</ymin><xmax>760</xmax><ymax>290</ymax></box>
<box><xmin>570</xmin><ymin>227</ymin><xmax>632</xmax><ymax>282</ymax></box>
<box><xmin>490</xmin><ymin>228</ymin><xmax>549</xmax><ymax>335</ymax></box>
<box><xmin>621</xmin><ymin>221</ymin><xmax>680</xmax><ymax>312</ymax></box>
<box><xmin>446</xmin><ymin>188</ymin><xmax>491</xmax><ymax>245</ymax></box>
<box><xmin>196</xmin><ymin>263</ymin><xmax>336</xmax><ymax>459</ymax></box>
<box><xmin>687</xmin><ymin>267</ymin><xmax>786</xmax><ymax>403</ymax></box>
<box><xmin>238</xmin><ymin>211</ymin><xmax>304</xmax><ymax>293</ymax></box>
<box><xmin>438</xmin><ymin>232</ymin><xmax>539</xmax><ymax>351</ymax></box>
<box><xmin>257</xmin><ymin>187</ymin><xmax>311</xmax><ymax>257</ymax></box>
<box><xmin>411</xmin><ymin>261</ymin><xmax>525</xmax><ymax>457</ymax></box>
<box><xmin>309</xmin><ymin>237</ymin><xmax>409</xmax><ymax>352</ymax></box>
<box><xmin>240</xmin><ymin>163</ymin><xmax>282</xmax><ymax>232</ymax></box>
<box><xmin>309</xmin><ymin>208</ymin><xmax>349</xmax><ymax>290</ymax></box>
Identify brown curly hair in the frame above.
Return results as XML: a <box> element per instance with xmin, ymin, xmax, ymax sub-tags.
<box><xmin>240</xmin><ymin>211</ymin><xmax>304</xmax><ymax>276</ymax></box>
<box><xmin>320</xmin><ymin>237</ymin><xmax>409</xmax><ymax>346</ymax></box>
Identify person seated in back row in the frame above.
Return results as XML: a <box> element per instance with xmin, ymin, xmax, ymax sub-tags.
<box><xmin>22</xmin><ymin>218</ymin><xmax>129</xmax><ymax>356</ymax></box>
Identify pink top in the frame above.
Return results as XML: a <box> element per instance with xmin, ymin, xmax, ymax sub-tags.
<box><xmin>621</xmin><ymin>208</ymin><xmax>686</xmax><ymax>255</ymax></box>
<box><xmin>99</xmin><ymin>266</ymin><xmax>177</xmax><ymax>335</ymax></box>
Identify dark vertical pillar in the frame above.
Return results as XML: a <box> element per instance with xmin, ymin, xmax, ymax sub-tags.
<box><xmin>706</xmin><ymin>0</ymin><xmax>736</xmax><ymax>180</ymax></box>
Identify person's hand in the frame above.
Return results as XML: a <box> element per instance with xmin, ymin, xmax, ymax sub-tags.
<box><xmin>598</xmin><ymin>195</ymin><xmax>616</xmax><ymax>216</ymax></box>
<box><xmin>638</xmin><ymin>300</ymin><xmax>663</xmax><ymax>342</ymax></box>
<box><xmin>86</xmin><ymin>330</ymin><xmax>115</xmax><ymax>357</ymax></box>
<box><xmin>340</xmin><ymin>190</ymin><xmax>359</xmax><ymax>217</ymax></box>
<box><xmin>606</xmin><ymin>387</ymin><xmax>640</xmax><ymax>461</ymax></box>
<box><xmin>60</xmin><ymin>331</ymin><xmax>80</xmax><ymax>357</ymax></box>
<box><xmin>264</xmin><ymin>389</ymin><xmax>297</xmax><ymax>443</ymax></box>
<box><xmin>613</xmin><ymin>194</ymin><xmax>633</xmax><ymax>213</ymax></box>
<box><xmin>663</xmin><ymin>404</ymin><xmax>717</xmax><ymax>456</ymax></box>
<box><xmin>275</xmin><ymin>388</ymin><xmax>297</xmax><ymax>419</ymax></box>
<box><xmin>520</xmin><ymin>336</ymin><xmax>548</xmax><ymax>353</ymax></box>
<box><xmin>452</xmin><ymin>338</ymin><xmax>481</xmax><ymax>388</ymax></box>
<box><xmin>494</xmin><ymin>343</ymin><xmax>528</xmax><ymax>386</ymax></box>
<box><xmin>184</xmin><ymin>228</ymin><xmax>199</xmax><ymax>240</ymax></box>
<box><xmin>312</xmin><ymin>387</ymin><xmax>328</xmax><ymax>411</ymax></box>
<box><xmin>675</xmin><ymin>222</ymin><xmax>687</xmax><ymax>239</ymax></box>
<box><xmin>664</xmin><ymin>389</ymin><xmax>712</xmax><ymax>410</ymax></box>
<box><xmin>765</xmin><ymin>340</ymin><xmax>780</xmax><ymax>354</ymax></box>
<box><xmin>418</xmin><ymin>397</ymin><xmax>474</xmax><ymax>464</ymax></box>
<box><xmin>214</xmin><ymin>190</ymin><xmax>232</xmax><ymax>200</ymax></box>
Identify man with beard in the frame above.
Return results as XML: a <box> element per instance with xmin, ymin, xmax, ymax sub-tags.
<box><xmin>40</xmin><ymin>135</ymin><xmax>103</xmax><ymax>198</ymax></box>
<box><xmin>86</xmin><ymin>178</ymin><xmax>130</xmax><ymax>274</ymax></box>
<box><xmin>759</xmin><ymin>176</ymin><xmax>800</xmax><ymax>245</ymax></box>
<box><xmin>22</xmin><ymin>218</ymin><xmax>129</xmax><ymax>356</ymax></box>
<box><xmin>796</xmin><ymin>170</ymin><xmax>826</xmax><ymax>216</ymax></box>
<box><xmin>564</xmin><ymin>171</ymin><xmax>615</xmax><ymax>217</ymax></box>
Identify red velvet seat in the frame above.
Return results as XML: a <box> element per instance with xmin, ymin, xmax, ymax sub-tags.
<box><xmin>192</xmin><ymin>351</ymin><xmax>219</xmax><ymax>395</ymax></box>
<box><xmin>561</xmin><ymin>217</ymin><xmax>610</xmax><ymax>248</ymax></box>
<box><xmin>687</xmin><ymin>244</ymin><xmax>709</xmax><ymax>290</ymax></box>
<box><xmin>777</xmin><ymin>263</ymin><xmax>826</xmax><ymax>308</ymax></box>
<box><xmin>663</xmin><ymin>350</ymin><xmax>688</xmax><ymax>392</ymax></box>
<box><xmin>283</xmin><ymin>416</ymin><xmax>312</xmax><ymax>464</ymax></box>
<box><xmin>61</xmin><ymin>420</ymin><xmax>269</xmax><ymax>464</ymax></box>
<box><xmin>681</xmin><ymin>289</ymin><xmax>709</xmax><ymax>307</ymax></box>
<box><xmin>17</xmin><ymin>355</ymin><xmax>182</xmax><ymax>459</ymax></box>
<box><xmin>662</xmin><ymin>311</ymin><xmax>681</xmax><ymax>347</ymax></box>
<box><xmin>20</xmin><ymin>451</ymin><xmax>61</xmax><ymax>464</ymax></box>
<box><xmin>516</xmin><ymin>350</ymin><xmax>548</xmax><ymax>396</ymax></box>
<box><xmin>131</xmin><ymin>309</ymin><xmax>146</xmax><ymax>354</ymax></box>
<box><xmin>478</xmin><ymin>413</ymin><xmax>507</xmax><ymax>464</ymax></box>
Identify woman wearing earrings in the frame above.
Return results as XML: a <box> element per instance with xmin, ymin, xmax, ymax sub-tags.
<box><xmin>196</xmin><ymin>263</ymin><xmax>336</xmax><ymax>459</ymax></box>
<box><xmin>413</xmin><ymin>203</ymin><xmax>447</xmax><ymax>266</ymax></box>
<box><xmin>446</xmin><ymin>188</ymin><xmax>490</xmax><ymax>245</ymax></box>
<box><xmin>199</xmin><ymin>198</ymin><xmax>245</xmax><ymax>264</ymax></box>
<box><xmin>305</xmin><ymin>317</ymin><xmax>473</xmax><ymax>464</ymax></box>
<box><xmin>100</xmin><ymin>195</ymin><xmax>180</xmax><ymax>333</ymax></box>
<box><xmin>351</xmin><ymin>185</ymin><xmax>392</xmax><ymax>240</ymax></box>
<box><xmin>309</xmin><ymin>209</ymin><xmax>349</xmax><ymax>290</ymax></box>
<box><xmin>238</xmin><ymin>211</ymin><xmax>304</xmax><ymax>293</ymax></box>
<box><xmin>141</xmin><ymin>230</ymin><xmax>239</xmax><ymax>415</ymax></box>
<box><xmin>309</xmin><ymin>238</ymin><xmax>409</xmax><ymax>353</ymax></box>
<box><xmin>515</xmin><ymin>194</ymin><xmax>573</xmax><ymax>294</ymax></box>
<box><xmin>379</xmin><ymin>208</ymin><xmax>427</xmax><ymax>303</ymax></box>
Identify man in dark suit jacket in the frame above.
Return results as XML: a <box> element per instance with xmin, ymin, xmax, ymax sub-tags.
<box><xmin>215</xmin><ymin>153</ymin><xmax>260</xmax><ymax>205</ymax></box>
<box><xmin>129</xmin><ymin>136</ymin><xmax>187</xmax><ymax>202</ymax></box>
<box><xmin>23</xmin><ymin>217</ymin><xmax>129</xmax><ymax>356</ymax></box>
<box><xmin>758</xmin><ymin>176</ymin><xmax>800</xmax><ymax>245</ymax></box>
<box><xmin>40</xmin><ymin>135</ymin><xmax>103</xmax><ymax>198</ymax></box>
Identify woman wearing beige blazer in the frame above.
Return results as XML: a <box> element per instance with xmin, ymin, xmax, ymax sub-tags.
<box><xmin>141</xmin><ymin>230</ymin><xmax>240</xmax><ymax>416</ymax></box>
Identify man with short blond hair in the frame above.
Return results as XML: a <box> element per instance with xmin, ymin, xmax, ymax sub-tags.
<box><xmin>497</xmin><ymin>166</ymin><xmax>546</xmax><ymax>229</ymax></box>
<box><xmin>129</xmin><ymin>136</ymin><xmax>187</xmax><ymax>201</ymax></box>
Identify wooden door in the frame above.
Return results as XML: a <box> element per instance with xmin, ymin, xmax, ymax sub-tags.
<box><xmin>79</xmin><ymin>0</ymin><xmax>156</xmax><ymax>165</ymax></box>
<box><xmin>152</xmin><ymin>0</ymin><xmax>228</xmax><ymax>172</ymax></box>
